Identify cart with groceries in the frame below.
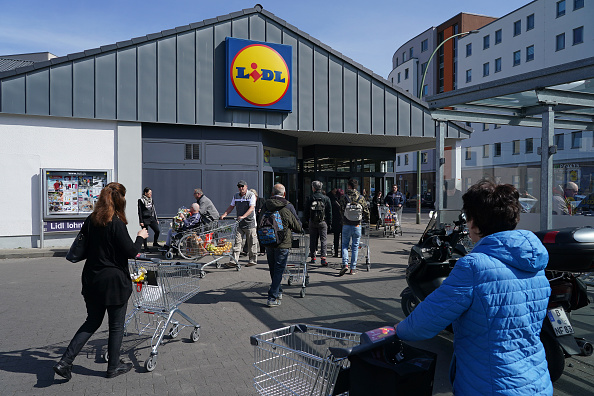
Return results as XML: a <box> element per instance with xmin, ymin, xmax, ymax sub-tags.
<box><xmin>381</xmin><ymin>206</ymin><xmax>402</xmax><ymax>237</ymax></box>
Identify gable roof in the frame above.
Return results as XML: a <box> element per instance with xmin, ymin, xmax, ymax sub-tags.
<box><xmin>0</xmin><ymin>5</ymin><xmax>470</xmax><ymax>148</ymax></box>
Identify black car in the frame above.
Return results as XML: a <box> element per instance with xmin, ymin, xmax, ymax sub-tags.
<box><xmin>405</xmin><ymin>193</ymin><xmax>434</xmax><ymax>208</ymax></box>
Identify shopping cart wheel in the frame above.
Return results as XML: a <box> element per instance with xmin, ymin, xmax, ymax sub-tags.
<box><xmin>168</xmin><ymin>323</ymin><xmax>180</xmax><ymax>338</ymax></box>
<box><xmin>300</xmin><ymin>288</ymin><xmax>306</xmax><ymax>298</ymax></box>
<box><xmin>191</xmin><ymin>327</ymin><xmax>200</xmax><ymax>342</ymax></box>
<box><xmin>304</xmin><ymin>275</ymin><xmax>310</xmax><ymax>286</ymax></box>
<box><xmin>145</xmin><ymin>355</ymin><xmax>157</xmax><ymax>372</ymax></box>
<box><xmin>287</xmin><ymin>276</ymin><xmax>294</xmax><ymax>286</ymax></box>
<box><xmin>199</xmin><ymin>270</ymin><xmax>206</xmax><ymax>278</ymax></box>
<box><xmin>102</xmin><ymin>350</ymin><xmax>109</xmax><ymax>363</ymax></box>
<box><xmin>165</xmin><ymin>251</ymin><xmax>174</xmax><ymax>260</ymax></box>
<box><xmin>216</xmin><ymin>262</ymin><xmax>222</xmax><ymax>269</ymax></box>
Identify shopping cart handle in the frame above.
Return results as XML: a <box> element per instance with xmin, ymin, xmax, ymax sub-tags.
<box><xmin>329</xmin><ymin>333</ymin><xmax>400</xmax><ymax>359</ymax></box>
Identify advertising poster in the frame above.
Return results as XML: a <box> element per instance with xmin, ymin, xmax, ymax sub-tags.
<box><xmin>44</xmin><ymin>170</ymin><xmax>111</xmax><ymax>218</ymax></box>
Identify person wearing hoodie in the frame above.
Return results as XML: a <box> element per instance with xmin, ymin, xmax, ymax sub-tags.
<box><xmin>337</xmin><ymin>179</ymin><xmax>369</xmax><ymax>275</ymax></box>
<box><xmin>395</xmin><ymin>180</ymin><xmax>552</xmax><ymax>395</ymax></box>
<box><xmin>262</xmin><ymin>183</ymin><xmax>302</xmax><ymax>307</ymax></box>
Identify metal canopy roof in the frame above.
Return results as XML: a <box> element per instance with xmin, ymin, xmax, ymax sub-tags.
<box><xmin>426</xmin><ymin>56</ymin><xmax>594</xmax><ymax>131</ymax></box>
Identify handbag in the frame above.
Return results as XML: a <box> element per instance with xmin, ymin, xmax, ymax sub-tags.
<box><xmin>66</xmin><ymin>220</ymin><xmax>90</xmax><ymax>263</ymax></box>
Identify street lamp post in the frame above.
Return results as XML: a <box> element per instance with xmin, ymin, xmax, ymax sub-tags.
<box><xmin>414</xmin><ymin>29</ymin><xmax>479</xmax><ymax>224</ymax></box>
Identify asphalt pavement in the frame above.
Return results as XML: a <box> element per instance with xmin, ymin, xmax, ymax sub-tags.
<box><xmin>0</xmin><ymin>212</ymin><xmax>592</xmax><ymax>396</ymax></box>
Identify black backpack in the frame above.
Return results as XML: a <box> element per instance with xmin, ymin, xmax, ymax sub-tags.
<box><xmin>257</xmin><ymin>210</ymin><xmax>286</xmax><ymax>247</ymax></box>
<box><xmin>310</xmin><ymin>198</ymin><xmax>325</xmax><ymax>224</ymax></box>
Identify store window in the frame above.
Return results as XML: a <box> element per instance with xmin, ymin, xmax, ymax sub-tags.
<box><xmin>526</xmin><ymin>138</ymin><xmax>534</xmax><ymax>153</ymax></box>
<box><xmin>514</xmin><ymin>20</ymin><xmax>521</xmax><ymax>36</ymax></box>
<box><xmin>556</xmin><ymin>33</ymin><xmax>565</xmax><ymax>51</ymax></box>
<box><xmin>572</xmin><ymin>131</ymin><xmax>582</xmax><ymax>148</ymax></box>
<box><xmin>573</xmin><ymin>26</ymin><xmax>584</xmax><ymax>45</ymax></box>
<box><xmin>495</xmin><ymin>29</ymin><xmax>502</xmax><ymax>44</ymax></box>
<box><xmin>513</xmin><ymin>50</ymin><xmax>521</xmax><ymax>66</ymax></box>
<box><xmin>527</xmin><ymin>14</ymin><xmax>535</xmax><ymax>31</ymax></box>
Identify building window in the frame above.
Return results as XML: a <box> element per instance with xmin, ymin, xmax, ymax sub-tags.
<box><xmin>397</xmin><ymin>155</ymin><xmax>401</xmax><ymax>166</ymax></box>
<box><xmin>422</xmin><ymin>85</ymin><xmax>428</xmax><ymax>96</ymax></box>
<box><xmin>466</xmin><ymin>69</ymin><xmax>472</xmax><ymax>83</ymax></box>
<box><xmin>466</xmin><ymin>122</ymin><xmax>472</xmax><ymax>127</ymax></box>
<box><xmin>495</xmin><ymin>29</ymin><xmax>502</xmax><ymax>44</ymax></box>
<box><xmin>403</xmin><ymin>52</ymin><xmax>407</xmax><ymax>62</ymax></box>
<box><xmin>421</xmin><ymin>152</ymin><xmax>428</xmax><ymax>164</ymax></box>
<box><xmin>494</xmin><ymin>124</ymin><xmax>501</xmax><ymax>129</ymax></box>
<box><xmin>421</xmin><ymin>62</ymin><xmax>428</xmax><ymax>76</ymax></box>
<box><xmin>514</xmin><ymin>20</ymin><xmax>522</xmax><ymax>36</ymax></box>
<box><xmin>466</xmin><ymin>43</ymin><xmax>472</xmax><ymax>57</ymax></box>
<box><xmin>573</xmin><ymin>26</ymin><xmax>584</xmax><ymax>45</ymax></box>
<box><xmin>404</xmin><ymin>154</ymin><xmax>409</xmax><ymax>165</ymax></box>
<box><xmin>526</xmin><ymin>138</ymin><xmax>534</xmax><ymax>153</ymax></box>
<box><xmin>405</xmin><ymin>68</ymin><xmax>409</xmax><ymax>79</ymax></box>
<box><xmin>409</xmin><ymin>47</ymin><xmax>414</xmax><ymax>59</ymax></box>
<box><xmin>483</xmin><ymin>35</ymin><xmax>490</xmax><ymax>49</ymax></box>
<box><xmin>555</xmin><ymin>133</ymin><xmax>565</xmax><ymax>150</ymax></box>
<box><xmin>483</xmin><ymin>123</ymin><xmax>489</xmax><ymax>131</ymax></box>
<box><xmin>527</xmin><ymin>14</ymin><xmax>535</xmax><ymax>31</ymax></box>
<box><xmin>526</xmin><ymin>45</ymin><xmax>535</xmax><ymax>62</ymax></box>
<box><xmin>512</xmin><ymin>140</ymin><xmax>520</xmax><ymax>155</ymax></box>
<box><xmin>574</xmin><ymin>0</ymin><xmax>584</xmax><ymax>10</ymax></box>
<box><xmin>495</xmin><ymin>57</ymin><xmax>502</xmax><ymax>73</ymax></box>
<box><xmin>395</xmin><ymin>58</ymin><xmax>399</xmax><ymax>67</ymax></box>
<box><xmin>465</xmin><ymin>147</ymin><xmax>472</xmax><ymax>160</ymax></box>
<box><xmin>494</xmin><ymin>142</ymin><xmax>502</xmax><ymax>157</ymax></box>
<box><xmin>556</xmin><ymin>33</ymin><xmax>565</xmax><ymax>51</ymax></box>
<box><xmin>557</xmin><ymin>1</ymin><xmax>566</xmax><ymax>17</ymax></box>
<box><xmin>483</xmin><ymin>62</ymin><xmax>490</xmax><ymax>76</ymax></box>
<box><xmin>185</xmin><ymin>144</ymin><xmax>200</xmax><ymax>160</ymax></box>
<box><xmin>483</xmin><ymin>144</ymin><xmax>490</xmax><ymax>158</ymax></box>
<box><xmin>572</xmin><ymin>131</ymin><xmax>582</xmax><ymax>148</ymax></box>
<box><xmin>421</xmin><ymin>39</ymin><xmax>428</xmax><ymax>52</ymax></box>
<box><xmin>513</xmin><ymin>50</ymin><xmax>521</xmax><ymax>66</ymax></box>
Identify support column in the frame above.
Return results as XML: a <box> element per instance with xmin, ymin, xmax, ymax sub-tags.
<box><xmin>436</xmin><ymin>121</ymin><xmax>446</xmax><ymax>223</ymax></box>
<box><xmin>540</xmin><ymin>106</ymin><xmax>554</xmax><ymax>231</ymax></box>
<box><xmin>115</xmin><ymin>122</ymin><xmax>143</xmax><ymax>237</ymax></box>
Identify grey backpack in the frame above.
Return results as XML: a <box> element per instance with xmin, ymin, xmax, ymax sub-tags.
<box><xmin>344</xmin><ymin>195</ymin><xmax>363</xmax><ymax>222</ymax></box>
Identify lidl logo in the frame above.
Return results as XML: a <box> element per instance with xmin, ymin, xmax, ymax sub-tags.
<box><xmin>226</xmin><ymin>37</ymin><xmax>292</xmax><ymax>112</ymax></box>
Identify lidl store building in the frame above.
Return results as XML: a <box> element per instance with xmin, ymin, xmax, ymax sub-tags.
<box><xmin>0</xmin><ymin>5</ymin><xmax>468</xmax><ymax>248</ymax></box>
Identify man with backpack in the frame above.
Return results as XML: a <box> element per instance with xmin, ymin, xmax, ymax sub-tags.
<box><xmin>303</xmin><ymin>181</ymin><xmax>332</xmax><ymax>266</ymax></box>
<box><xmin>258</xmin><ymin>183</ymin><xmax>302</xmax><ymax>307</ymax></box>
<box><xmin>338</xmin><ymin>179</ymin><xmax>369</xmax><ymax>276</ymax></box>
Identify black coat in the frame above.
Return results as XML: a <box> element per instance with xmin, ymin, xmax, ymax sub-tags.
<box><xmin>81</xmin><ymin>215</ymin><xmax>143</xmax><ymax>305</ymax></box>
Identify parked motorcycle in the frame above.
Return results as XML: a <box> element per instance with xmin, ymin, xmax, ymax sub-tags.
<box><xmin>400</xmin><ymin>210</ymin><xmax>593</xmax><ymax>382</ymax></box>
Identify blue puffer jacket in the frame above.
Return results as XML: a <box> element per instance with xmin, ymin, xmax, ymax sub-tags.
<box><xmin>397</xmin><ymin>230</ymin><xmax>552</xmax><ymax>395</ymax></box>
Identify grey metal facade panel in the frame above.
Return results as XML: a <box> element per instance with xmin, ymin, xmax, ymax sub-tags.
<box><xmin>313</xmin><ymin>48</ymin><xmax>328</xmax><ymax>132</ymax></box>
<box><xmin>213</xmin><ymin>22</ymin><xmax>232</xmax><ymax>126</ymax></box>
<box><xmin>282</xmin><ymin>32</ymin><xmax>298</xmax><ymax>131</ymax></box>
<box><xmin>248</xmin><ymin>14</ymin><xmax>266</xmax><ymax>129</ymax></box>
<box><xmin>49</xmin><ymin>64</ymin><xmax>72</xmax><ymax>117</ymax></box>
<box><xmin>410</xmin><ymin>103</ymin><xmax>424</xmax><ymax>137</ymax></box>
<box><xmin>343</xmin><ymin>65</ymin><xmax>357</xmax><ymax>133</ymax></box>
<box><xmin>204</xmin><ymin>143</ymin><xmax>259</xmax><ymax>166</ymax></box>
<box><xmin>137</xmin><ymin>42</ymin><xmax>157</xmax><ymax>122</ymax></box>
<box><xmin>231</xmin><ymin>17</ymin><xmax>250</xmax><ymax>128</ymax></box>
<box><xmin>117</xmin><ymin>47</ymin><xmax>137</xmax><ymax>121</ymax></box>
<box><xmin>26</xmin><ymin>69</ymin><xmax>49</xmax><ymax>115</ymax></box>
<box><xmin>298</xmin><ymin>41</ymin><xmax>314</xmax><ymax>132</ymax></box>
<box><xmin>1</xmin><ymin>76</ymin><xmax>25</xmax><ymax>114</ymax></box>
<box><xmin>398</xmin><ymin>97</ymin><xmax>411</xmax><ymax>136</ymax></box>
<box><xmin>73</xmin><ymin>58</ymin><xmax>95</xmax><ymax>118</ymax></box>
<box><xmin>328</xmin><ymin>56</ymin><xmax>343</xmax><ymax>133</ymax></box>
<box><xmin>371</xmin><ymin>81</ymin><xmax>384</xmax><ymax>135</ymax></box>
<box><xmin>95</xmin><ymin>52</ymin><xmax>116</xmax><ymax>119</ymax></box>
<box><xmin>264</xmin><ymin>20</ymin><xmax>283</xmax><ymax>129</ymax></box>
<box><xmin>384</xmin><ymin>90</ymin><xmax>398</xmax><ymax>136</ymax></box>
<box><xmin>177</xmin><ymin>31</ymin><xmax>196</xmax><ymax>125</ymax></box>
<box><xmin>157</xmin><ymin>37</ymin><xmax>177</xmax><ymax>123</ymax></box>
<box><xmin>423</xmin><ymin>111</ymin><xmax>434</xmax><ymax>137</ymax></box>
<box><xmin>357</xmin><ymin>74</ymin><xmax>371</xmax><ymax>134</ymax></box>
<box><xmin>196</xmin><ymin>27</ymin><xmax>214</xmax><ymax>125</ymax></box>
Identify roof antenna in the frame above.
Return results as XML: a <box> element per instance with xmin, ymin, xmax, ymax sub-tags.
<box><xmin>255</xmin><ymin>4</ymin><xmax>263</xmax><ymax>11</ymax></box>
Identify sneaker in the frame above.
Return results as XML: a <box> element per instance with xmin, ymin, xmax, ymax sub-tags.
<box><xmin>309</xmin><ymin>257</ymin><xmax>316</xmax><ymax>264</ymax></box>
<box><xmin>246</xmin><ymin>262</ymin><xmax>257</xmax><ymax>267</ymax></box>
<box><xmin>339</xmin><ymin>266</ymin><xmax>349</xmax><ymax>277</ymax></box>
<box><xmin>277</xmin><ymin>293</ymin><xmax>283</xmax><ymax>300</ymax></box>
<box><xmin>350</xmin><ymin>269</ymin><xmax>358</xmax><ymax>275</ymax></box>
<box><xmin>224</xmin><ymin>262</ymin><xmax>238</xmax><ymax>268</ymax></box>
<box><xmin>267</xmin><ymin>298</ymin><xmax>281</xmax><ymax>307</ymax></box>
<box><xmin>320</xmin><ymin>258</ymin><xmax>328</xmax><ymax>267</ymax></box>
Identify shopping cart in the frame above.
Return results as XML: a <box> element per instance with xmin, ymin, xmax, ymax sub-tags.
<box><xmin>250</xmin><ymin>324</ymin><xmax>438</xmax><ymax>396</ymax></box>
<box><xmin>166</xmin><ymin>220</ymin><xmax>240</xmax><ymax>274</ymax></box>
<box><xmin>250</xmin><ymin>324</ymin><xmax>360</xmax><ymax>396</ymax></box>
<box><xmin>382</xmin><ymin>206</ymin><xmax>402</xmax><ymax>237</ymax></box>
<box><xmin>283</xmin><ymin>233</ymin><xmax>310</xmax><ymax>298</ymax></box>
<box><xmin>357</xmin><ymin>223</ymin><xmax>371</xmax><ymax>271</ymax></box>
<box><xmin>376</xmin><ymin>205</ymin><xmax>387</xmax><ymax>230</ymax></box>
<box><xmin>125</xmin><ymin>259</ymin><xmax>201</xmax><ymax>372</ymax></box>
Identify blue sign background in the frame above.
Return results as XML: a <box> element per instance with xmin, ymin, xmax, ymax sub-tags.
<box><xmin>226</xmin><ymin>37</ymin><xmax>292</xmax><ymax>112</ymax></box>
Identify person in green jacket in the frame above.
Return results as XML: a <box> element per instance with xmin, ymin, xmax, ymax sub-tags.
<box><xmin>261</xmin><ymin>183</ymin><xmax>302</xmax><ymax>307</ymax></box>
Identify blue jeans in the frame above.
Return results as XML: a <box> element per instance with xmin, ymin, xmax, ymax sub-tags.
<box><xmin>342</xmin><ymin>224</ymin><xmax>362</xmax><ymax>269</ymax></box>
<box><xmin>265</xmin><ymin>247</ymin><xmax>289</xmax><ymax>300</ymax></box>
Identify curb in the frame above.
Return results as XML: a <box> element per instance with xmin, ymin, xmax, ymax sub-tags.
<box><xmin>0</xmin><ymin>249</ymin><xmax>68</xmax><ymax>260</ymax></box>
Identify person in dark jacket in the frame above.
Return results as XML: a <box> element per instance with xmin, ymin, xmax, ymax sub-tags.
<box><xmin>331</xmin><ymin>189</ymin><xmax>344</xmax><ymax>257</ymax></box>
<box><xmin>396</xmin><ymin>180</ymin><xmax>552</xmax><ymax>395</ymax></box>
<box><xmin>338</xmin><ymin>179</ymin><xmax>369</xmax><ymax>275</ymax></box>
<box><xmin>138</xmin><ymin>187</ymin><xmax>161</xmax><ymax>251</ymax></box>
<box><xmin>54</xmin><ymin>182</ymin><xmax>148</xmax><ymax>381</ymax></box>
<box><xmin>262</xmin><ymin>183</ymin><xmax>302</xmax><ymax>307</ymax></box>
<box><xmin>303</xmin><ymin>181</ymin><xmax>332</xmax><ymax>266</ymax></box>
<box><xmin>370</xmin><ymin>190</ymin><xmax>383</xmax><ymax>225</ymax></box>
<box><xmin>193</xmin><ymin>188</ymin><xmax>219</xmax><ymax>223</ymax></box>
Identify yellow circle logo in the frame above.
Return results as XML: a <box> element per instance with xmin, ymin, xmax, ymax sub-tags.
<box><xmin>230</xmin><ymin>44</ymin><xmax>290</xmax><ymax>106</ymax></box>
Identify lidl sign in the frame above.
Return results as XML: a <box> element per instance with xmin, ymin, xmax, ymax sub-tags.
<box><xmin>226</xmin><ymin>37</ymin><xmax>292</xmax><ymax>112</ymax></box>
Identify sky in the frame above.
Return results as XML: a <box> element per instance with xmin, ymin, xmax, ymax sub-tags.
<box><xmin>0</xmin><ymin>0</ymin><xmax>525</xmax><ymax>78</ymax></box>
